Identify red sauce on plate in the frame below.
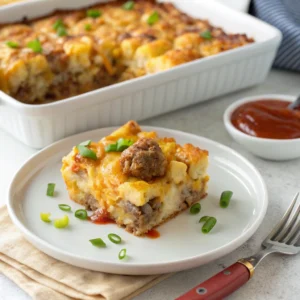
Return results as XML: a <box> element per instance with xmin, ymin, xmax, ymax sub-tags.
<box><xmin>145</xmin><ymin>229</ymin><xmax>160</xmax><ymax>239</ymax></box>
<box><xmin>89</xmin><ymin>208</ymin><xmax>115</xmax><ymax>225</ymax></box>
<box><xmin>231</xmin><ymin>99</ymin><xmax>300</xmax><ymax>139</ymax></box>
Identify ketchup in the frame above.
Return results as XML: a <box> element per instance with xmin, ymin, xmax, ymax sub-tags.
<box><xmin>145</xmin><ymin>229</ymin><xmax>160</xmax><ymax>239</ymax></box>
<box><xmin>231</xmin><ymin>100</ymin><xmax>300</xmax><ymax>139</ymax></box>
<box><xmin>89</xmin><ymin>208</ymin><xmax>115</xmax><ymax>225</ymax></box>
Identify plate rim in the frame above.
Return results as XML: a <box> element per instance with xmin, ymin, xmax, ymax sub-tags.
<box><xmin>7</xmin><ymin>126</ymin><xmax>268</xmax><ymax>274</ymax></box>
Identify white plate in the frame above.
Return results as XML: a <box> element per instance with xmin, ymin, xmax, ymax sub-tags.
<box><xmin>7</xmin><ymin>127</ymin><xmax>268</xmax><ymax>275</ymax></box>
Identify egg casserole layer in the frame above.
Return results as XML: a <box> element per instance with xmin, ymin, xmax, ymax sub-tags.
<box><xmin>61</xmin><ymin>121</ymin><xmax>209</xmax><ymax>236</ymax></box>
<box><xmin>0</xmin><ymin>0</ymin><xmax>254</xmax><ymax>104</ymax></box>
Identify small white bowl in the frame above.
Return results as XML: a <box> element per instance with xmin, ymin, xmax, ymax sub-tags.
<box><xmin>224</xmin><ymin>94</ymin><xmax>300</xmax><ymax>161</ymax></box>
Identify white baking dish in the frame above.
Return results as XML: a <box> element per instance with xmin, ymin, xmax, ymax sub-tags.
<box><xmin>0</xmin><ymin>0</ymin><xmax>282</xmax><ymax>148</ymax></box>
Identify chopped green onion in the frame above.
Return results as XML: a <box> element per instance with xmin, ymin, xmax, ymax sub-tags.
<box><xmin>79</xmin><ymin>140</ymin><xmax>92</xmax><ymax>146</ymax></box>
<box><xmin>40</xmin><ymin>212</ymin><xmax>51</xmax><ymax>223</ymax></box>
<box><xmin>87</xmin><ymin>9</ymin><xmax>102</xmax><ymax>18</ymax></box>
<box><xmin>53</xmin><ymin>19</ymin><xmax>68</xmax><ymax>37</ymax></box>
<box><xmin>200</xmin><ymin>30</ymin><xmax>212</xmax><ymax>40</ymax></box>
<box><xmin>118</xmin><ymin>248</ymin><xmax>127</xmax><ymax>260</ymax></box>
<box><xmin>147</xmin><ymin>11</ymin><xmax>159</xmax><ymax>25</ymax></box>
<box><xmin>84</xmin><ymin>24</ymin><xmax>92</xmax><ymax>31</ymax></box>
<box><xmin>220</xmin><ymin>190</ymin><xmax>233</xmax><ymax>208</ymax></box>
<box><xmin>89</xmin><ymin>238</ymin><xmax>106</xmax><ymax>247</ymax></box>
<box><xmin>105</xmin><ymin>138</ymin><xmax>134</xmax><ymax>152</ymax></box>
<box><xmin>27</xmin><ymin>39</ymin><xmax>43</xmax><ymax>53</ymax></box>
<box><xmin>116</xmin><ymin>138</ymin><xmax>134</xmax><ymax>151</ymax></box>
<box><xmin>58</xmin><ymin>204</ymin><xmax>71</xmax><ymax>212</ymax></box>
<box><xmin>75</xmin><ymin>209</ymin><xmax>88</xmax><ymax>220</ymax></box>
<box><xmin>199</xmin><ymin>216</ymin><xmax>209</xmax><ymax>223</ymax></box>
<box><xmin>47</xmin><ymin>183</ymin><xmax>56</xmax><ymax>197</ymax></box>
<box><xmin>105</xmin><ymin>143</ymin><xmax>118</xmax><ymax>152</ymax></box>
<box><xmin>190</xmin><ymin>203</ymin><xmax>201</xmax><ymax>215</ymax></box>
<box><xmin>53</xmin><ymin>19</ymin><xmax>64</xmax><ymax>30</ymax></box>
<box><xmin>54</xmin><ymin>215</ymin><xmax>69</xmax><ymax>228</ymax></box>
<box><xmin>77</xmin><ymin>145</ymin><xmax>97</xmax><ymax>160</ymax></box>
<box><xmin>108</xmin><ymin>233</ymin><xmax>122</xmax><ymax>244</ymax></box>
<box><xmin>6</xmin><ymin>41</ymin><xmax>19</xmax><ymax>48</ymax></box>
<box><xmin>202</xmin><ymin>217</ymin><xmax>217</xmax><ymax>234</ymax></box>
<box><xmin>123</xmin><ymin>1</ymin><xmax>135</xmax><ymax>10</ymax></box>
<box><xmin>57</xmin><ymin>26</ymin><xmax>67</xmax><ymax>37</ymax></box>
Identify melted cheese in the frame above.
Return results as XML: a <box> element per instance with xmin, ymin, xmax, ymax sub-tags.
<box><xmin>61</xmin><ymin>120</ymin><xmax>209</xmax><ymax>208</ymax></box>
<box><xmin>118</xmin><ymin>181</ymin><xmax>161</xmax><ymax>206</ymax></box>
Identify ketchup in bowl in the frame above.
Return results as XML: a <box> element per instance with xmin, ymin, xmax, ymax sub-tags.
<box><xmin>231</xmin><ymin>99</ymin><xmax>300</xmax><ymax>139</ymax></box>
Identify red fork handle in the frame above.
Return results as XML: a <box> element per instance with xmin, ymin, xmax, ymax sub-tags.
<box><xmin>175</xmin><ymin>261</ymin><xmax>254</xmax><ymax>300</ymax></box>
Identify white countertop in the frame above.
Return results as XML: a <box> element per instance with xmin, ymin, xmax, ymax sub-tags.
<box><xmin>1</xmin><ymin>69</ymin><xmax>300</xmax><ymax>300</ymax></box>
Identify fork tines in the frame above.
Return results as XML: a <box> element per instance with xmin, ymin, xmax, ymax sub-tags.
<box><xmin>266</xmin><ymin>192</ymin><xmax>300</xmax><ymax>246</ymax></box>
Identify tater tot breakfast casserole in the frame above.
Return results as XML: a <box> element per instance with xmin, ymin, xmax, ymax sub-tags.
<box><xmin>0</xmin><ymin>0</ymin><xmax>254</xmax><ymax>104</ymax></box>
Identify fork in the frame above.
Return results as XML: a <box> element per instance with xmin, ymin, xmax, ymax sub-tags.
<box><xmin>176</xmin><ymin>192</ymin><xmax>300</xmax><ymax>300</ymax></box>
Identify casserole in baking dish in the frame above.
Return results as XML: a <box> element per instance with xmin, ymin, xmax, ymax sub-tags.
<box><xmin>0</xmin><ymin>0</ymin><xmax>282</xmax><ymax>148</ymax></box>
<box><xmin>0</xmin><ymin>0</ymin><xmax>254</xmax><ymax>104</ymax></box>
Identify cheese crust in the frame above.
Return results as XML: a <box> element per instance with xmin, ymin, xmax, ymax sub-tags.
<box><xmin>61</xmin><ymin>121</ymin><xmax>209</xmax><ymax>235</ymax></box>
<box><xmin>0</xmin><ymin>0</ymin><xmax>254</xmax><ymax>104</ymax></box>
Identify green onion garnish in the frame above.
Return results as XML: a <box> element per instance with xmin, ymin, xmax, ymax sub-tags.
<box><xmin>89</xmin><ymin>238</ymin><xmax>106</xmax><ymax>247</ymax></box>
<box><xmin>199</xmin><ymin>216</ymin><xmax>209</xmax><ymax>223</ymax></box>
<box><xmin>86</xmin><ymin>9</ymin><xmax>102</xmax><ymax>18</ymax></box>
<box><xmin>6</xmin><ymin>41</ymin><xmax>19</xmax><ymax>48</ymax></box>
<box><xmin>47</xmin><ymin>183</ymin><xmax>56</xmax><ymax>197</ymax></box>
<box><xmin>27</xmin><ymin>39</ymin><xmax>43</xmax><ymax>53</ymax></box>
<box><xmin>190</xmin><ymin>203</ymin><xmax>201</xmax><ymax>215</ymax></box>
<box><xmin>200</xmin><ymin>30</ymin><xmax>212</xmax><ymax>40</ymax></box>
<box><xmin>105</xmin><ymin>138</ymin><xmax>134</xmax><ymax>152</ymax></box>
<box><xmin>147</xmin><ymin>11</ymin><xmax>159</xmax><ymax>25</ymax></box>
<box><xmin>53</xmin><ymin>19</ymin><xmax>64</xmax><ymax>30</ymax></box>
<box><xmin>75</xmin><ymin>209</ymin><xmax>88</xmax><ymax>220</ymax></box>
<box><xmin>84</xmin><ymin>24</ymin><xmax>92</xmax><ymax>31</ymax></box>
<box><xmin>53</xmin><ymin>19</ymin><xmax>68</xmax><ymax>36</ymax></box>
<box><xmin>58</xmin><ymin>204</ymin><xmax>71</xmax><ymax>212</ymax></box>
<box><xmin>54</xmin><ymin>215</ymin><xmax>69</xmax><ymax>228</ymax></box>
<box><xmin>79</xmin><ymin>140</ymin><xmax>92</xmax><ymax>146</ymax></box>
<box><xmin>105</xmin><ymin>143</ymin><xmax>118</xmax><ymax>152</ymax></box>
<box><xmin>202</xmin><ymin>217</ymin><xmax>217</xmax><ymax>234</ymax></box>
<box><xmin>108</xmin><ymin>233</ymin><xmax>122</xmax><ymax>244</ymax></box>
<box><xmin>220</xmin><ymin>191</ymin><xmax>233</xmax><ymax>208</ymax></box>
<box><xmin>123</xmin><ymin>1</ymin><xmax>134</xmax><ymax>10</ymax></box>
<box><xmin>117</xmin><ymin>138</ymin><xmax>134</xmax><ymax>151</ymax></box>
<box><xmin>118</xmin><ymin>248</ymin><xmax>127</xmax><ymax>260</ymax></box>
<box><xmin>77</xmin><ymin>145</ymin><xmax>97</xmax><ymax>160</ymax></box>
<box><xmin>40</xmin><ymin>212</ymin><xmax>51</xmax><ymax>223</ymax></box>
<box><xmin>57</xmin><ymin>26</ymin><xmax>67</xmax><ymax>37</ymax></box>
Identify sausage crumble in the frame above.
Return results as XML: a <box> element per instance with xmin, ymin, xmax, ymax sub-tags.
<box><xmin>120</xmin><ymin>138</ymin><xmax>167</xmax><ymax>181</ymax></box>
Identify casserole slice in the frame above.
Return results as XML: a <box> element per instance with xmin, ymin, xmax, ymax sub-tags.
<box><xmin>61</xmin><ymin>121</ymin><xmax>209</xmax><ymax>236</ymax></box>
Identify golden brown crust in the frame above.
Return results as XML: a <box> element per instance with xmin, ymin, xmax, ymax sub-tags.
<box><xmin>0</xmin><ymin>0</ymin><xmax>254</xmax><ymax>104</ymax></box>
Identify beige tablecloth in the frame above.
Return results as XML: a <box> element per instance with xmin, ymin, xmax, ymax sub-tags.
<box><xmin>0</xmin><ymin>206</ymin><xmax>170</xmax><ymax>300</ymax></box>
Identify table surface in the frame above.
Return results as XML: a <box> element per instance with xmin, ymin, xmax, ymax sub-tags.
<box><xmin>1</xmin><ymin>69</ymin><xmax>300</xmax><ymax>300</ymax></box>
